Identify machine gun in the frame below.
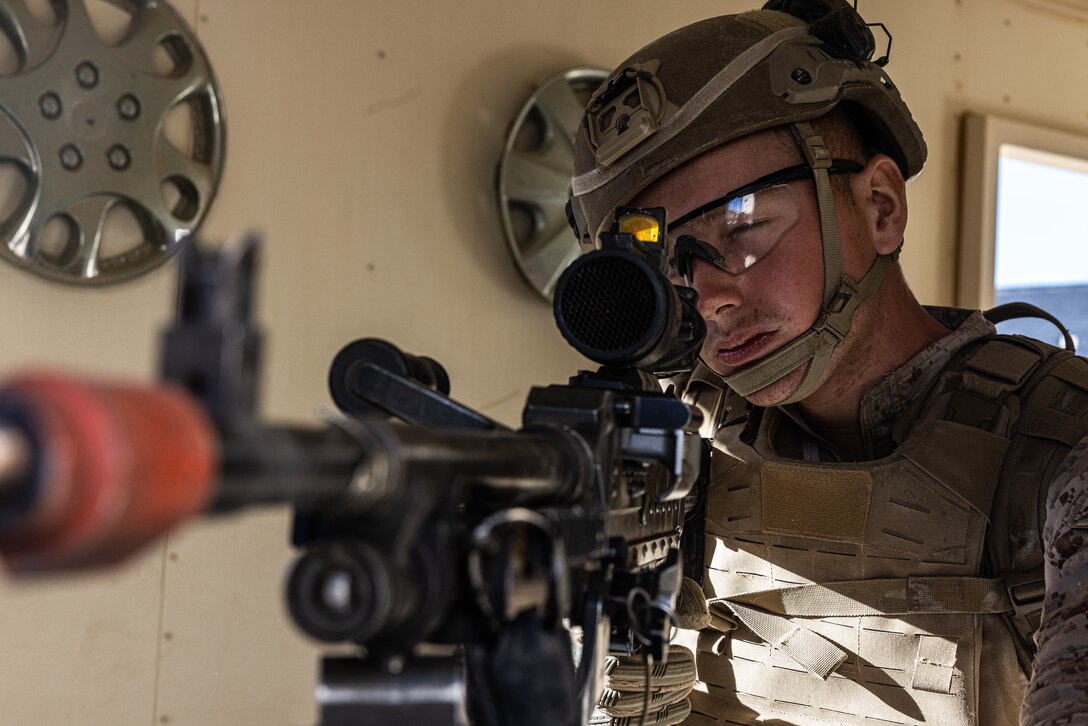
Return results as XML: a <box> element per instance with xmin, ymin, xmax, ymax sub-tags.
<box><xmin>0</xmin><ymin>231</ymin><xmax>709</xmax><ymax>726</ymax></box>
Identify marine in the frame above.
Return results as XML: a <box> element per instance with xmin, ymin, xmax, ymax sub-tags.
<box><xmin>567</xmin><ymin>1</ymin><xmax>1088</xmax><ymax>724</ymax></box>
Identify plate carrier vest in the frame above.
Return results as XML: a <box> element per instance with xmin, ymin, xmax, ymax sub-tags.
<box><xmin>683</xmin><ymin>334</ymin><xmax>1088</xmax><ymax>726</ymax></box>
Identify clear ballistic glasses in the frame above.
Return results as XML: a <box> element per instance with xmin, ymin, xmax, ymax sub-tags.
<box><xmin>614</xmin><ymin>161</ymin><xmax>863</xmax><ymax>283</ymax></box>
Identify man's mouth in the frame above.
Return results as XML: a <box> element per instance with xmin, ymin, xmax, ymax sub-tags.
<box><xmin>715</xmin><ymin>331</ymin><xmax>776</xmax><ymax>366</ymax></box>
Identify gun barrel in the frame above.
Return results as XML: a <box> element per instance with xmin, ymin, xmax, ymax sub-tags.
<box><xmin>344</xmin><ymin>419</ymin><xmax>590</xmax><ymax>512</ymax></box>
<box><xmin>213</xmin><ymin>418</ymin><xmax>589</xmax><ymax>514</ymax></box>
<box><xmin>212</xmin><ymin>424</ymin><xmax>364</xmax><ymax>511</ymax></box>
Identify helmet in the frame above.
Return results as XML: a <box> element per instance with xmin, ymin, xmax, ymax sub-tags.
<box><xmin>570</xmin><ymin>1</ymin><xmax>925</xmax><ymax>243</ymax></box>
<box><xmin>568</xmin><ymin>0</ymin><xmax>927</xmax><ymax>404</ymax></box>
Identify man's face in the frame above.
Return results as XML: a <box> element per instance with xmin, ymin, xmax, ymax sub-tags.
<box><xmin>630</xmin><ymin>129</ymin><xmax>868</xmax><ymax>406</ymax></box>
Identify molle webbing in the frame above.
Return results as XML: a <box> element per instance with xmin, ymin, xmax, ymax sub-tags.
<box><xmin>940</xmin><ymin>335</ymin><xmax>1088</xmax><ymax>670</ymax></box>
<box><xmin>726</xmin><ymin>577</ymin><xmax>1013</xmax><ymax>617</ymax></box>
<box><xmin>942</xmin><ymin>335</ymin><xmax>1088</xmax><ymax>571</ymax></box>
<box><xmin>709</xmin><ymin>577</ymin><xmax>1012</xmax><ymax>679</ymax></box>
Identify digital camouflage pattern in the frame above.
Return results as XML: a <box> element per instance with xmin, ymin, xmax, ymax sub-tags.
<box><xmin>1020</xmin><ymin>440</ymin><xmax>1088</xmax><ymax>724</ymax></box>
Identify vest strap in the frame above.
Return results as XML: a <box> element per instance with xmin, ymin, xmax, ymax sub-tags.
<box><xmin>722</xmin><ymin>576</ymin><xmax>1013</xmax><ymax>617</ymax></box>
<box><xmin>713</xmin><ymin>600</ymin><xmax>848</xmax><ymax>679</ymax></box>
<box><xmin>946</xmin><ymin>339</ymin><xmax>1043</xmax><ymax>431</ymax></box>
<box><xmin>707</xmin><ymin>577</ymin><xmax>1013</xmax><ymax>679</ymax></box>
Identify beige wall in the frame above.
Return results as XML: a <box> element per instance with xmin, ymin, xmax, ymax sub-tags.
<box><xmin>1</xmin><ymin>1</ymin><xmax>1087</xmax><ymax>723</ymax></box>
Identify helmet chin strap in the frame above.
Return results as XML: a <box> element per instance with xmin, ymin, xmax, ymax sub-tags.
<box><xmin>718</xmin><ymin>121</ymin><xmax>893</xmax><ymax>405</ymax></box>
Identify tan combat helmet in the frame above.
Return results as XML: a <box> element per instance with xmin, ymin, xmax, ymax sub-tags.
<box><xmin>569</xmin><ymin>0</ymin><xmax>927</xmax><ymax>404</ymax></box>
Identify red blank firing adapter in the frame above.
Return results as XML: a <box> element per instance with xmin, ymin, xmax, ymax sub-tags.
<box><xmin>0</xmin><ymin>374</ymin><xmax>218</xmax><ymax>573</ymax></box>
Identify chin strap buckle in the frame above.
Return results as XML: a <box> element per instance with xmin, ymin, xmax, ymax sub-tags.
<box><xmin>817</xmin><ymin>281</ymin><xmax>862</xmax><ymax>342</ymax></box>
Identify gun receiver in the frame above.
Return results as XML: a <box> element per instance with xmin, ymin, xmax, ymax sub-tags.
<box><xmin>290</xmin><ymin>336</ymin><xmax>705</xmax><ymax>726</ymax></box>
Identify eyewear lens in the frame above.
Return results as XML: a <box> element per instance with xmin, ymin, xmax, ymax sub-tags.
<box><xmin>666</xmin><ymin>183</ymin><xmax>802</xmax><ymax>281</ymax></box>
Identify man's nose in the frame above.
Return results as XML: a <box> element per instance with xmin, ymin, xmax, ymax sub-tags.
<box><xmin>693</xmin><ymin>267</ymin><xmax>742</xmax><ymax>318</ymax></box>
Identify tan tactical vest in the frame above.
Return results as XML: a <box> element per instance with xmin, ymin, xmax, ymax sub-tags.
<box><xmin>682</xmin><ymin>335</ymin><xmax>1088</xmax><ymax>726</ymax></box>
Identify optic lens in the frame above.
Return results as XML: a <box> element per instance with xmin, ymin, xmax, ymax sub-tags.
<box><xmin>617</xmin><ymin>213</ymin><xmax>661</xmax><ymax>244</ymax></box>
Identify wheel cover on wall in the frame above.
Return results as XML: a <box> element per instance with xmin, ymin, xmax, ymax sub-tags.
<box><xmin>497</xmin><ymin>67</ymin><xmax>606</xmax><ymax>301</ymax></box>
<box><xmin>0</xmin><ymin>0</ymin><xmax>225</xmax><ymax>286</ymax></box>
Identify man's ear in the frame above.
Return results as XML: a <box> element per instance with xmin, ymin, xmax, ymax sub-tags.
<box><xmin>853</xmin><ymin>154</ymin><xmax>907</xmax><ymax>255</ymax></box>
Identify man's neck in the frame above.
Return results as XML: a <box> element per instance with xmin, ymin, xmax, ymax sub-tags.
<box><xmin>793</xmin><ymin>280</ymin><xmax>950</xmax><ymax>461</ymax></box>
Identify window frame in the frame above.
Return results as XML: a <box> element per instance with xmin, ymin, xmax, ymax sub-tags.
<box><xmin>958</xmin><ymin>112</ymin><xmax>1088</xmax><ymax>308</ymax></box>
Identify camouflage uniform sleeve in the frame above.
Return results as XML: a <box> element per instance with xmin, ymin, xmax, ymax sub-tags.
<box><xmin>1020</xmin><ymin>438</ymin><xmax>1088</xmax><ymax>725</ymax></box>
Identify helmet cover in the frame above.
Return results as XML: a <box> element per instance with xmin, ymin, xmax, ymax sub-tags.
<box><xmin>570</xmin><ymin>2</ymin><xmax>926</xmax><ymax>246</ymax></box>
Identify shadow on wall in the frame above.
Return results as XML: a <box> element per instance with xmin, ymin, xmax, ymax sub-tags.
<box><xmin>438</xmin><ymin>45</ymin><xmax>593</xmax><ymax>303</ymax></box>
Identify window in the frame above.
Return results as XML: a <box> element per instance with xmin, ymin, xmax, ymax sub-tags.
<box><xmin>959</xmin><ymin>114</ymin><xmax>1088</xmax><ymax>349</ymax></box>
